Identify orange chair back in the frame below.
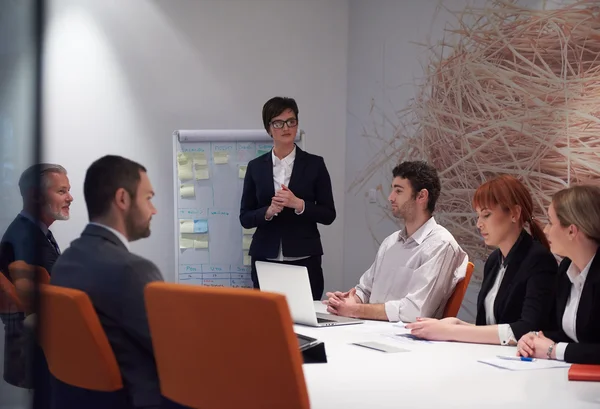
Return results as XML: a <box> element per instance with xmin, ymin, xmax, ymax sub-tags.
<box><xmin>8</xmin><ymin>261</ymin><xmax>51</xmax><ymax>315</ymax></box>
<box><xmin>443</xmin><ymin>262</ymin><xmax>474</xmax><ymax>318</ymax></box>
<box><xmin>38</xmin><ymin>284</ymin><xmax>123</xmax><ymax>392</ymax></box>
<box><xmin>145</xmin><ymin>283</ymin><xmax>310</xmax><ymax>409</ymax></box>
<box><xmin>0</xmin><ymin>272</ymin><xmax>24</xmax><ymax>312</ymax></box>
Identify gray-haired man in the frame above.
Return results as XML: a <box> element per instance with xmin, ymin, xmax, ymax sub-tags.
<box><xmin>0</xmin><ymin>163</ymin><xmax>72</xmax><ymax>388</ymax></box>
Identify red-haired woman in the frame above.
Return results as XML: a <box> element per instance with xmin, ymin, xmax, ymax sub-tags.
<box><xmin>406</xmin><ymin>175</ymin><xmax>558</xmax><ymax>345</ymax></box>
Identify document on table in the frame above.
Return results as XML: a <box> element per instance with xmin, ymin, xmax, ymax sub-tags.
<box><xmin>478</xmin><ymin>357</ymin><xmax>571</xmax><ymax>371</ymax></box>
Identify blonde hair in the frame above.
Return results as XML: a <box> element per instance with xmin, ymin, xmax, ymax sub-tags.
<box><xmin>552</xmin><ymin>185</ymin><xmax>600</xmax><ymax>244</ymax></box>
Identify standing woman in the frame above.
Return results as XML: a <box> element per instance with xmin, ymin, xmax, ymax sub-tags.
<box><xmin>407</xmin><ymin>175</ymin><xmax>558</xmax><ymax>344</ymax></box>
<box><xmin>517</xmin><ymin>185</ymin><xmax>600</xmax><ymax>364</ymax></box>
<box><xmin>240</xmin><ymin>97</ymin><xmax>336</xmax><ymax>300</ymax></box>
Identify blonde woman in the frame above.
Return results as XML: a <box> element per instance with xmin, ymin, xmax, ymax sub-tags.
<box><xmin>517</xmin><ymin>185</ymin><xmax>600</xmax><ymax>364</ymax></box>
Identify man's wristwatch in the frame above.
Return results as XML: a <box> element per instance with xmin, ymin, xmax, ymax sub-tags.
<box><xmin>547</xmin><ymin>342</ymin><xmax>556</xmax><ymax>359</ymax></box>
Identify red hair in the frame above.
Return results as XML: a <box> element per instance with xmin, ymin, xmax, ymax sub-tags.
<box><xmin>472</xmin><ymin>175</ymin><xmax>550</xmax><ymax>250</ymax></box>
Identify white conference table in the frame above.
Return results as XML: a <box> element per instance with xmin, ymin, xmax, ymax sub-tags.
<box><xmin>295</xmin><ymin>302</ymin><xmax>600</xmax><ymax>409</ymax></box>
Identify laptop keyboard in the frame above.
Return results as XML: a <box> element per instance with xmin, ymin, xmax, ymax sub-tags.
<box><xmin>317</xmin><ymin>317</ymin><xmax>336</xmax><ymax>324</ymax></box>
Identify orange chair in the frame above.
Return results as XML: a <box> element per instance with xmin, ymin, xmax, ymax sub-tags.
<box><xmin>9</xmin><ymin>261</ymin><xmax>51</xmax><ymax>315</ymax></box>
<box><xmin>39</xmin><ymin>284</ymin><xmax>130</xmax><ymax>409</ymax></box>
<box><xmin>145</xmin><ymin>283</ymin><xmax>310</xmax><ymax>409</ymax></box>
<box><xmin>0</xmin><ymin>272</ymin><xmax>24</xmax><ymax>313</ymax></box>
<box><xmin>443</xmin><ymin>262</ymin><xmax>475</xmax><ymax>318</ymax></box>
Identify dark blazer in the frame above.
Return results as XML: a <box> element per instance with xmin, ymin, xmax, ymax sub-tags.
<box><xmin>0</xmin><ymin>214</ymin><xmax>59</xmax><ymax>278</ymax></box>
<box><xmin>476</xmin><ymin>231</ymin><xmax>558</xmax><ymax>340</ymax></box>
<box><xmin>239</xmin><ymin>146</ymin><xmax>336</xmax><ymax>259</ymax></box>
<box><xmin>0</xmin><ymin>213</ymin><xmax>59</xmax><ymax>389</ymax></box>
<box><xmin>543</xmin><ymin>248</ymin><xmax>600</xmax><ymax>364</ymax></box>
<box><xmin>51</xmin><ymin>224</ymin><xmax>164</xmax><ymax>409</ymax></box>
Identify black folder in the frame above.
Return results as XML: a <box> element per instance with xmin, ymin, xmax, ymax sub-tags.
<box><xmin>296</xmin><ymin>333</ymin><xmax>327</xmax><ymax>364</ymax></box>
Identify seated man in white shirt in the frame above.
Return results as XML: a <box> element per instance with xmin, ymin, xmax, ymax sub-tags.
<box><xmin>325</xmin><ymin>161</ymin><xmax>468</xmax><ymax>323</ymax></box>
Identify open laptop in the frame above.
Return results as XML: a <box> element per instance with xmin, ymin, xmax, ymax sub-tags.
<box><xmin>255</xmin><ymin>261</ymin><xmax>364</xmax><ymax>327</ymax></box>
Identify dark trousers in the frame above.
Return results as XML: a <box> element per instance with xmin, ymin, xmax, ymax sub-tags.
<box><xmin>250</xmin><ymin>255</ymin><xmax>324</xmax><ymax>300</ymax></box>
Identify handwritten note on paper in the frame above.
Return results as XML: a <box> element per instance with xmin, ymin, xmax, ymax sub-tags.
<box><xmin>194</xmin><ymin>164</ymin><xmax>209</xmax><ymax>180</ymax></box>
<box><xmin>178</xmin><ymin>163</ymin><xmax>193</xmax><ymax>181</ymax></box>
<box><xmin>213</xmin><ymin>152</ymin><xmax>229</xmax><ymax>165</ymax></box>
<box><xmin>180</xmin><ymin>184</ymin><xmax>195</xmax><ymax>199</ymax></box>
<box><xmin>179</xmin><ymin>219</ymin><xmax>194</xmax><ymax>234</ymax></box>
<box><xmin>193</xmin><ymin>219</ymin><xmax>208</xmax><ymax>233</ymax></box>
<box><xmin>179</xmin><ymin>237</ymin><xmax>194</xmax><ymax>249</ymax></box>
<box><xmin>194</xmin><ymin>238</ymin><xmax>209</xmax><ymax>249</ymax></box>
<box><xmin>238</xmin><ymin>165</ymin><xmax>247</xmax><ymax>179</ymax></box>
<box><xmin>242</xmin><ymin>236</ymin><xmax>252</xmax><ymax>250</ymax></box>
<box><xmin>243</xmin><ymin>252</ymin><xmax>251</xmax><ymax>266</ymax></box>
<box><xmin>242</xmin><ymin>227</ymin><xmax>256</xmax><ymax>235</ymax></box>
<box><xmin>191</xmin><ymin>152</ymin><xmax>207</xmax><ymax>166</ymax></box>
<box><xmin>177</xmin><ymin>152</ymin><xmax>189</xmax><ymax>165</ymax></box>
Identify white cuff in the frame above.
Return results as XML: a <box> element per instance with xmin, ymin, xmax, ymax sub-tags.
<box><xmin>294</xmin><ymin>200</ymin><xmax>305</xmax><ymax>215</ymax></box>
<box><xmin>384</xmin><ymin>300</ymin><xmax>402</xmax><ymax>322</ymax></box>
<box><xmin>497</xmin><ymin>324</ymin><xmax>517</xmax><ymax>346</ymax></box>
<box><xmin>555</xmin><ymin>343</ymin><xmax>568</xmax><ymax>361</ymax></box>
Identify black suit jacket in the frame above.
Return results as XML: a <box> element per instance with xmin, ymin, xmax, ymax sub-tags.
<box><xmin>543</xmin><ymin>248</ymin><xmax>600</xmax><ymax>364</ymax></box>
<box><xmin>51</xmin><ymin>224</ymin><xmax>164</xmax><ymax>408</ymax></box>
<box><xmin>0</xmin><ymin>214</ymin><xmax>59</xmax><ymax>278</ymax></box>
<box><xmin>239</xmin><ymin>146</ymin><xmax>336</xmax><ymax>259</ymax></box>
<box><xmin>476</xmin><ymin>232</ymin><xmax>558</xmax><ymax>340</ymax></box>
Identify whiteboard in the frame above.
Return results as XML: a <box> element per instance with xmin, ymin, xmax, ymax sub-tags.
<box><xmin>173</xmin><ymin>129</ymin><xmax>304</xmax><ymax>287</ymax></box>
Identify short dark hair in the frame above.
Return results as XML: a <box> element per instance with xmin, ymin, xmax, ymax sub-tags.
<box><xmin>392</xmin><ymin>161</ymin><xmax>441</xmax><ymax>214</ymax></box>
<box><xmin>262</xmin><ymin>97</ymin><xmax>299</xmax><ymax>133</ymax></box>
<box><xmin>84</xmin><ymin>155</ymin><xmax>147</xmax><ymax>220</ymax></box>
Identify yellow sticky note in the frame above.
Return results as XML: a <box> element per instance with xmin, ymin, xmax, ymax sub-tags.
<box><xmin>191</xmin><ymin>152</ymin><xmax>207</xmax><ymax>166</ymax></box>
<box><xmin>194</xmin><ymin>239</ymin><xmax>209</xmax><ymax>249</ymax></box>
<box><xmin>180</xmin><ymin>237</ymin><xmax>194</xmax><ymax>249</ymax></box>
<box><xmin>180</xmin><ymin>184</ymin><xmax>195</xmax><ymax>199</ymax></box>
<box><xmin>238</xmin><ymin>165</ymin><xmax>247</xmax><ymax>179</ymax></box>
<box><xmin>242</xmin><ymin>236</ymin><xmax>252</xmax><ymax>250</ymax></box>
<box><xmin>194</xmin><ymin>164</ymin><xmax>209</xmax><ymax>180</ymax></box>
<box><xmin>243</xmin><ymin>252</ymin><xmax>251</xmax><ymax>266</ymax></box>
<box><xmin>242</xmin><ymin>227</ymin><xmax>256</xmax><ymax>235</ymax></box>
<box><xmin>179</xmin><ymin>219</ymin><xmax>194</xmax><ymax>234</ymax></box>
<box><xmin>178</xmin><ymin>162</ymin><xmax>193</xmax><ymax>181</ymax></box>
<box><xmin>177</xmin><ymin>153</ymin><xmax>190</xmax><ymax>165</ymax></box>
<box><xmin>213</xmin><ymin>152</ymin><xmax>229</xmax><ymax>164</ymax></box>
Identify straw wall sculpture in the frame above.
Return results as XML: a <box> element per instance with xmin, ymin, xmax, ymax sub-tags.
<box><xmin>351</xmin><ymin>0</ymin><xmax>600</xmax><ymax>281</ymax></box>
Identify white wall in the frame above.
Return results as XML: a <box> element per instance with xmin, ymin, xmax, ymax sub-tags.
<box><xmin>43</xmin><ymin>0</ymin><xmax>349</xmax><ymax>290</ymax></box>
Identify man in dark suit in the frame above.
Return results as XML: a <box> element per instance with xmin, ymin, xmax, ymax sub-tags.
<box><xmin>240</xmin><ymin>97</ymin><xmax>336</xmax><ymax>300</ymax></box>
<box><xmin>51</xmin><ymin>155</ymin><xmax>164</xmax><ymax>409</ymax></box>
<box><xmin>0</xmin><ymin>163</ymin><xmax>72</xmax><ymax>389</ymax></box>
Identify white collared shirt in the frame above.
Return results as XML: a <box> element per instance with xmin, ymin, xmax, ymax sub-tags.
<box><xmin>355</xmin><ymin>217</ymin><xmax>468</xmax><ymax>322</ymax></box>
<box><xmin>555</xmin><ymin>256</ymin><xmax>593</xmax><ymax>361</ymax></box>
<box><xmin>88</xmin><ymin>222</ymin><xmax>130</xmax><ymax>251</ymax></box>
<box><xmin>267</xmin><ymin>146</ymin><xmax>307</xmax><ymax>262</ymax></box>
<box><xmin>483</xmin><ymin>263</ymin><xmax>517</xmax><ymax>345</ymax></box>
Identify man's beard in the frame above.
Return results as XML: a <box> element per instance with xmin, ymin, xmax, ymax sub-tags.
<box><xmin>46</xmin><ymin>204</ymin><xmax>69</xmax><ymax>221</ymax></box>
<box><xmin>125</xmin><ymin>204</ymin><xmax>151</xmax><ymax>242</ymax></box>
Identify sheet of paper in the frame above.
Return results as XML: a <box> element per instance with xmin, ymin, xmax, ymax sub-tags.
<box><xmin>352</xmin><ymin>341</ymin><xmax>409</xmax><ymax>353</ymax></box>
<box><xmin>191</xmin><ymin>152</ymin><xmax>207</xmax><ymax>166</ymax></box>
<box><xmin>242</xmin><ymin>236</ymin><xmax>252</xmax><ymax>250</ymax></box>
<box><xmin>213</xmin><ymin>152</ymin><xmax>229</xmax><ymax>164</ymax></box>
<box><xmin>478</xmin><ymin>357</ymin><xmax>571</xmax><ymax>371</ymax></box>
<box><xmin>238</xmin><ymin>165</ymin><xmax>247</xmax><ymax>179</ymax></box>
<box><xmin>382</xmin><ymin>333</ymin><xmax>432</xmax><ymax>345</ymax></box>
<box><xmin>179</xmin><ymin>237</ymin><xmax>194</xmax><ymax>249</ymax></box>
<box><xmin>193</xmin><ymin>219</ymin><xmax>208</xmax><ymax>234</ymax></box>
<box><xmin>180</xmin><ymin>184</ymin><xmax>195</xmax><ymax>199</ymax></box>
<box><xmin>242</xmin><ymin>227</ymin><xmax>256</xmax><ymax>235</ymax></box>
<box><xmin>243</xmin><ymin>252</ymin><xmax>251</xmax><ymax>266</ymax></box>
<box><xmin>194</xmin><ymin>238</ymin><xmax>209</xmax><ymax>249</ymax></box>
<box><xmin>179</xmin><ymin>219</ymin><xmax>194</xmax><ymax>234</ymax></box>
<box><xmin>178</xmin><ymin>162</ymin><xmax>193</xmax><ymax>181</ymax></box>
<box><xmin>177</xmin><ymin>152</ymin><xmax>190</xmax><ymax>165</ymax></box>
<box><xmin>194</xmin><ymin>165</ymin><xmax>209</xmax><ymax>180</ymax></box>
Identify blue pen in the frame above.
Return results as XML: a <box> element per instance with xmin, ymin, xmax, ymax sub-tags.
<box><xmin>497</xmin><ymin>355</ymin><xmax>535</xmax><ymax>362</ymax></box>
